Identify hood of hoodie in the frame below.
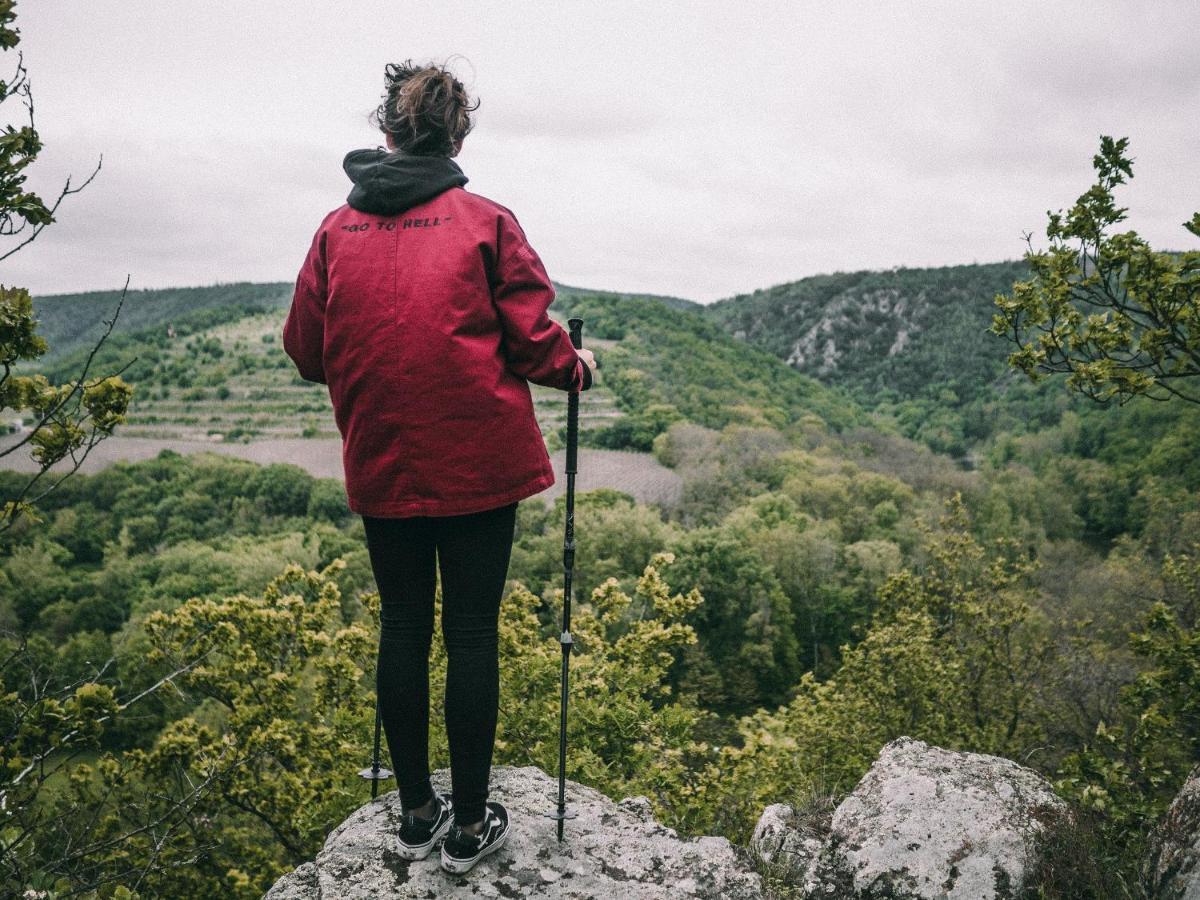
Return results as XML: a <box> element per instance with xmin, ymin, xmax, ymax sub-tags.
<box><xmin>343</xmin><ymin>148</ymin><xmax>469</xmax><ymax>216</ymax></box>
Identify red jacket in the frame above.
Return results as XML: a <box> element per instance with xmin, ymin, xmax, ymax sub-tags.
<box><xmin>283</xmin><ymin>149</ymin><xmax>590</xmax><ymax>518</ymax></box>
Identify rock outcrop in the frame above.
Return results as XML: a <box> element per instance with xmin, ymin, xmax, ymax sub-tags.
<box><xmin>752</xmin><ymin>737</ymin><xmax>1069</xmax><ymax>899</ymax></box>
<box><xmin>264</xmin><ymin>739</ymin><xmax>1078</xmax><ymax>900</ymax></box>
<box><xmin>1146</xmin><ymin>764</ymin><xmax>1200</xmax><ymax>899</ymax></box>
<box><xmin>263</xmin><ymin>765</ymin><xmax>764</xmax><ymax>899</ymax></box>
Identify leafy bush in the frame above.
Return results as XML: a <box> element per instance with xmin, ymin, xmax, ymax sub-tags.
<box><xmin>307</xmin><ymin>479</ymin><xmax>350</xmax><ymax>523</ymax></box>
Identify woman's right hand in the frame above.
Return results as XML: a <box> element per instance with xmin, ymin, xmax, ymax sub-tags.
<box><xmin>578</xmin><ymin>348</ymin><xmax>596</xmax><ymax>372</ymax></box>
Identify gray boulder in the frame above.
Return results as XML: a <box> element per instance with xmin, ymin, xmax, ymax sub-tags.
<box><xmin>752</xmin><ymin>736</ymin><xmax>1069</xmax><ymax>899</ymax></box>
<box><xmin>263</xmin><ymin>764</ymin><xmax>764</xmax><ymax>899</ymax></box>
<box><xmin>1146</xmin><ymin>764</ymin><xmax>1200</xmax><ymax>899</ymax></box>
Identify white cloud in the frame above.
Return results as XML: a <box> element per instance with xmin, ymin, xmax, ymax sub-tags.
<box><xmin>6</xmin><ymin>0</ymin><xmax>1199</xmax><ymax>303</ymax></box>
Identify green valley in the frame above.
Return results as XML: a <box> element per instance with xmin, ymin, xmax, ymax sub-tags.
<box><xmin>5</xmin><ymin>259</ymin><xmax>1198</xmax><ymax>898</ymax></box>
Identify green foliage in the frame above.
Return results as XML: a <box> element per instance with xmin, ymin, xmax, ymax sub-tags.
<box><xmin>980</xmin><ymin>398</ymin><xmax>1200</xmax><ymax>554</ymax></box>
<box><xmin>0</xmin><ymin>284</ymin><xmax>46</xmax><ymax>361</ymax></box>
<box><xmin>494</xmin><ymin>553</ymin><xmax>714</xmax><ymax>813</ymax></box>
<box><xmin>581</xmin><ymin>401</ymin><xmax>682</xmax><ymax>451</ymax></box>
<box><xmin>2</xmin><ymin>544</ymin><xmax>718</xmax><ymax>896</ymax></box>
<box><xmin>246</xmin><ymin>463</ymin><xmax>312</xmax><ymax>517</ymax></box>
<box><xmin>663</xmin><ymin>527</ymin><xmax>801</xmax><ymax>713</ymax></box>
<box><xmin>510</xmin><ymin>490</ymin><xmax>677</xmax><ymax>602</ymax></box>
<box><xmin>1053</xmin><ymin>544</ymin><xmax>1200</xmax><ymax>879</ymax></box>
<box><xmin>656</xmin><ymin>421</ymin><xmax>793</xmax><ymax>526</ymax></box>
<box><xmin>656</xmin><ymin>423</ymin><xmax>925</xmax><ymax>680</ymax></box>
<box><xmin>702</xmin><ymin>261</ymin><xmax>1069</xmax><ymax>452</ymax></box>
<box><xmin>0</xmin><ymin>431</ymin><xmax>1195</xmax><ymax>893</ymax></box>
<box><xmin>993</xmin><ymin>136</ymin><xmax>1200</xmax><ymax>405</ymax></box>
<box><xmin>135</xmin><ymin>560</ymin><xmax>375</xmax><ymax>895</ymax></box>
<box><xmin>0</xmin><ymin>648</ymin><xmax>125</xmax><ymax>893</ymax></box>
<box><xmin>553</xmin><ymin>291</ymin><xmax>865</xmax><ymax>440</ymax></box>
<box><xmin>0</xmin><ymin>558</ymin><xmax>376</xmax><ymax>898</ymax></box>
<box><xmin>306</xmin><ymin>478</ymin><xmax>350</xmax><ymax>523</ymax></box>
<box><xmin>702</xmin><ymin>494</ymin><xmax>1054</xmax><ymax>844</ymax></box>
<box><xmin>0</xmin><ymin>7</ymin><xmax>51</xmax><ymax>238</ymax></box>
<box><xmin>0</xmin><ymin>453</ymin><xmax>368</xmax><ymax>643</ymax></box>
<box><xmin>0</xmin><ymin>7</ymin><xmax>131</xmax><ymax>531</ymax></box>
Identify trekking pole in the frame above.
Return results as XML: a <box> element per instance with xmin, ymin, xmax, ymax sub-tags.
<box><xmin>543</xmin><ymin>317</ymin><xmax>584</xmax><ymax>842</ymax></box>
<box><xmin>358</xmin><ymin>688</ymin><xmax>393</xmax><ymax>799</ymax></box>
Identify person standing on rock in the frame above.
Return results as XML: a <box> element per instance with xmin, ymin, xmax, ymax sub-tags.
<box><xmin>282</xmin><ymin>59</ymin><xmax>596</xmax><ymax>875</ymax></box>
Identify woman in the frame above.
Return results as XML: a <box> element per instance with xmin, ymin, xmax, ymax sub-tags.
<box><xmin>282</xmin><ymin>60</ymin><xmax>595</xmax><ymax>876</ymax></box>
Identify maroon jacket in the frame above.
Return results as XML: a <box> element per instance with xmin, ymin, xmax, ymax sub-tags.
<box><xmin>283</xmin><ymin>149</ymin><xmax>591</xmax><ymax>518</ymax></box>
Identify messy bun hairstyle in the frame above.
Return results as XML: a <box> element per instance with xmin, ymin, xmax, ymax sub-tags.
<box><xmin>372</xmin><ymin>60</ymin><xmax>478</xmax><ymax>157</ymax></box>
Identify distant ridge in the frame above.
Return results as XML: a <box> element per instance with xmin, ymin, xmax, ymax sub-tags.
<box><xmin>29</xmin><ymin>262</ymin><xmax>1054</xmax><ymax>454</ymax></box>
<box><xmin>27</xmin><ymin>274</ymin><xmax>863</xmax><ymax>446</ymax></box>
<box><xmin>29</xmin><ymin>282</ymin><xmax>293</xmax><ymax>367</ymax></box>
<box><xmin>553</xmin><ymin>282</ymin><xmax>701</xmax><ymax>312</ymax></box>
<box><xmin>29</xmin><ymin>280</ymin><xmax>698</xmax><ymax>366</ymax></box>
<box><xmin>701</xmin><ymin>260</ymin><xmax>1030</xmax><ymax>404</ymax></box>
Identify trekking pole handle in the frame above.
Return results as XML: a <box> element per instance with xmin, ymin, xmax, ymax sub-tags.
<box><xmin>568</xmin><ymin>317</ymin><xmax>584</xmax><ymax>350</ymax></box>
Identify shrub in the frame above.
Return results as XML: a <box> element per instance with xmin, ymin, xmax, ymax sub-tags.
<box><xmin>307</xmin><ymin>480</ymin><xmax>349</xmax><ymax>523</ymax></box>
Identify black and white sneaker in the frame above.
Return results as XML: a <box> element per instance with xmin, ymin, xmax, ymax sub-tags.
<box><xmin>439</xmin><ymin>801</ymin><xmax>510</xmax><ymax>875</ymax></box>
<box><xmin>396</xmin><ymin>791</ymin><xmax>453</xmax><ymax>860</ymax></box>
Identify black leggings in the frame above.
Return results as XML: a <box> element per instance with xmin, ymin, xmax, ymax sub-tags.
<box><xmin>362</xmin><ymin>501</ymin><xmax>517</xmax><ymax>827</ymax></box>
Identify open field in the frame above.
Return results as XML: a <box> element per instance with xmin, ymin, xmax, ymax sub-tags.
<box><xmin>0</xmin><ymin>434</ymin><xmax>681</xmax><ymax>507</ymax></box>
<box><xmin>69</xmin><ymin>308</ymin><xmax>624</xmax><ymax>442</ymax></box>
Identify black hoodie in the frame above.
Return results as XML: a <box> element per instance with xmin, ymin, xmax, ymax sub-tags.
<box><xmin>342</xmin><ymin>148</ymin><xmax>469</xmax><ymax>216</ymax></box>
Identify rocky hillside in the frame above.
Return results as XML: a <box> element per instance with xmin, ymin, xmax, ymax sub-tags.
<box><xmin>30</xmin><ymin>263</ymin><xmax>1045</xmax><ymax>421</ymax></box>
<box><xmin>702</xmin><ymin>261</ymin><xmax>1029</xmax><ymax>403</ymax></box>
<box><xmin>698</xmin><ymin>261</ymin><xmax>1110</xmax><ymax>455</ymax></box>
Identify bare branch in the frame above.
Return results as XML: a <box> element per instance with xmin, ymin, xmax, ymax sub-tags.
<box><xmin>0</xmin><ymin>156</ymin><xmax>103</xmax><ymax>260</ymax></box>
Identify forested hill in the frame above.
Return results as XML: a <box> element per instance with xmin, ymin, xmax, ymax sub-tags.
<box><xmin>26</xmin><ymin>278</ymin><xmax>864</xmax><ymax>449</ymax></box>
<box><xmin>555</xmin><ymin>282</ymin><xmax>702</xmax><ymax>313</ymax></box>
<box><xmin>27</xmin><ymin>281</ymin><xmax>700</xmax><ymax>369</ymax></box>
<box><xmin>12</xmin><ymin>270</ymin><xmax>1200</xmax><ymax>897</ymax></box>
<box><xmin>26</xmin><ymin>263</ymin><xmax>1168</xmax><ymax>460</ymax></box>
<box><xmin>703</xmin><ymin>260</ymin><xmax>1029</xmax><ymax>400</ymax></box>
<box><xmin>700</xmin><ymin>261</ymin><xmax>1089</xmax><ymax>455</ymax></box>
<box><xmin>27</xmin><ymin>282</ymin><xmax>294</xmax><ymax>368</ymax></box>
<box><xmin>34</xmin><ymin>263</ymin><xmax>1025</xmax><ymax>402</ymax></box>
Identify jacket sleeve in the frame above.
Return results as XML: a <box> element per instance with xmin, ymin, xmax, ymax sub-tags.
<box><xmin>282</xmin><ymin>225</ymin><xmax>329</xmax><ymax>385</ymax></box>
<box><xmin>490</xmin><ymin>212</ymin><xmax>590</xmax><ymax>392</ymax></box>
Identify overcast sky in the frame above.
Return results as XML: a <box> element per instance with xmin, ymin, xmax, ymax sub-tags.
<box><xmin>7</xmin><ymin>1</ymin><xmax>1199</xmax><ymax>303</ymax></box>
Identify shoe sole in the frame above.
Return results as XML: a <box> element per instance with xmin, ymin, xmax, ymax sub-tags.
<box><xmin>396</xmin><ymin>815</ymin><xmax>453</xmax><ymax>861</ymax></box>
<box><xmin>439</xmin><ymin>826</ymin><xmax>509</xmax><ymax>874</ymax></box>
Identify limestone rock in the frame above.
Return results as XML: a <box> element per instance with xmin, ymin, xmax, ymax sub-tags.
<box><xmin>755</xmin><ymin>737</ymin><xmax>1069</xmax><ymax>899</ymax></box>
<box><xmin>1146</xmin><ymin>764</ymin><xmax>1200</xmax><ymax>899</ymax></box>
<box><xmin>263</xmin><ymin>764</ymin><xmax>764</xmax><ymax>899</ymax></box>
<box><xmin>751</xmin><ymin>801</ymin><xmax>829</xmax><ymax>884</ymax></box>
